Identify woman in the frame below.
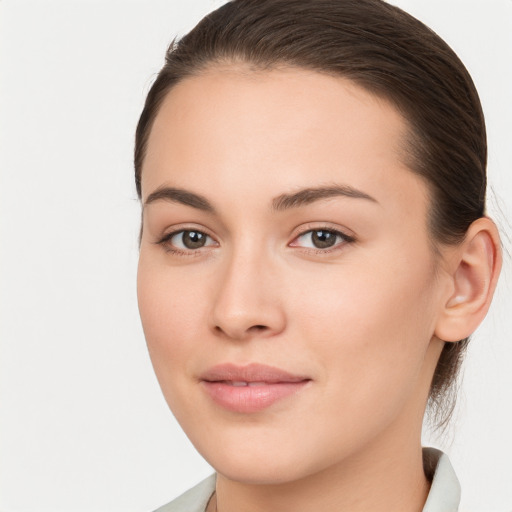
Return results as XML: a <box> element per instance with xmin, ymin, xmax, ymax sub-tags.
<box><xmin>134</xmin><ymin>1</ymin><xmax>502</xmax><ymax>511</ymax></box>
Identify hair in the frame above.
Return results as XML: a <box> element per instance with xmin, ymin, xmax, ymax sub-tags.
<box><xmin>134</xmin><ymin>0</ymin><xmax>487</xmax><ymax>428</ymax></box>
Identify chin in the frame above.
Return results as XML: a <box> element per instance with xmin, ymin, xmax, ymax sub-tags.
<box><xmin>190</xmin><ymin>425</ymin><xmax>341</xmax><ymax>486</ymax></box>
<box><xmin>208</xmin><ymin>452</ymin><xmax>314</xmax><ymax>485</ymax></box>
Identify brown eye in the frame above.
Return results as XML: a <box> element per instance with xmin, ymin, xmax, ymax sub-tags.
<box><xmin>311</xmin><ymin>230</ymin><xmax>337</xmax><ymax>248</ymax></box>
<box><xmin>181</xmin><ymin>231</ymin><xmax>207</xmax><ymax>249</ymax></box>
<box><xmin>164</xmin><ymin>230</ymin><xmax>217</xmax><ymax>251</ymax></box>
<box><xmin>291</xmin><ymin>228</ymin><xmax>354</xmax><ymax>251</ymax></box>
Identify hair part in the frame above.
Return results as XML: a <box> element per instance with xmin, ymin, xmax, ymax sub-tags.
<box><xmin>134</xmin><ymin>0</ymin><xmax>487</xmax><ymax>427</ymax></box>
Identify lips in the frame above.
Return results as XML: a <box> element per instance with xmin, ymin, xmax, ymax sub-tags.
<box><xmin>200</xmin><ymin>363</ymin><xmax>311</xmax><ymax>413</ymax></box>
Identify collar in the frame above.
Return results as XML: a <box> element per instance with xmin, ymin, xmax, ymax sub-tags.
<box><xmin>422</xmin><ymin>447</ymin><xmax>461</xmax><ymax>512</ymax></box>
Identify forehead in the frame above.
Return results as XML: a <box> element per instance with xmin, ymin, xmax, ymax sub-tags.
<box><xmin>142</xmin><ymin>66</ymin><xmax>427</xmax><ymax>219</ymax></box>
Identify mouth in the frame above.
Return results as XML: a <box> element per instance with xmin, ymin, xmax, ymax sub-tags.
<box><xmin>200</xmin><ymin>363</ymin><xmax>311</xmax><ymax>413</ymax></box>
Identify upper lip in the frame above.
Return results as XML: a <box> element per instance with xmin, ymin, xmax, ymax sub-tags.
<box><xmin>200</xmin><ymin>363</ymin><xmax>310</xmax><ymax>383</ymax></box>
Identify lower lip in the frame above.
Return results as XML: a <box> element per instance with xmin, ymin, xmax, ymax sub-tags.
<box><xmin>201</xmin><ymin>381</ymin><xmax>310</xmax><ymax>413</ymax></box>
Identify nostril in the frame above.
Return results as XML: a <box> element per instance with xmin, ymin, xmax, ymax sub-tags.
<box><xmin>213</xmin><ymin>323</ymin><xmax>270</xmax><ymax>339</ymax></box>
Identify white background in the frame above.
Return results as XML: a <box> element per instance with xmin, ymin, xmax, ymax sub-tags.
<box><xmin>1</xmin><ymin>1</ymin><xmax>511</xmax><ymax>511</ymax></box>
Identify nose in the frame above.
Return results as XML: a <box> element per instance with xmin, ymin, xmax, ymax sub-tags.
<box><xmin>210</xmin><ymin>247</ymin><xmax>286</xmax><ymax>341</ymax></box>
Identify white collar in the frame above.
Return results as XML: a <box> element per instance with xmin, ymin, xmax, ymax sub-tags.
<box><xmin>422</xmin><ymin>447</ymin><xmax>461</xmax><ymax>512</ymax></box>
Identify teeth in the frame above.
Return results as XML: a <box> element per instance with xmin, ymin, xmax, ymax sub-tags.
<box><xmin>231</xmin><ymin>381</ymin><xmax>248</xmax><ymax>387</ymax></box>
<box><xmin>248</xmin><ymin>382</ymin><xmax>266</xmax><ymax>387</ymax></box>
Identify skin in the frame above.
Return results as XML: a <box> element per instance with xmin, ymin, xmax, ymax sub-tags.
<box><xmin>137</xmin><ymin>66</ymin><xmax>501</xmax><ymax>512</ymax></box>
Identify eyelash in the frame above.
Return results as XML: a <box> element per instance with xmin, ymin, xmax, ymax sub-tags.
<box><xmin>155</xmin><ymin>229</ymin><xmax>217</xmax><ymax>256</ymax></box>
<box><xmin>290</xmin><ymin>227</ymin><xmax>356</xmax><ymax>254</ymax></box>
<box><xmin>155</xmin><ymin>227</ymin><xmax>356</xmax><ymax>256</ymax></box>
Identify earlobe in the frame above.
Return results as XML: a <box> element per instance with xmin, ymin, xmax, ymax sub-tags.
<box><xmin>435</xmin><ymin>217</ymin><xmax>502</xmax><ymax>342</ymax></box>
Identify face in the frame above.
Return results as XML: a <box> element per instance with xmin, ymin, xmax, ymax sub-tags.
<box><xmin>137</xmin><ymin>66</ymin><xmax>447</xmax><ymax>484</ymax></box>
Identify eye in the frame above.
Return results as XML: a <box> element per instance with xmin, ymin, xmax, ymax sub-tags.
<box><xmin>158</xmin><ymin>229</ymin><xmax>217</xmax><ymax>252</ymax></box>
<box><xmin>291</xmin><ymin>228</ymin><xmax>354</xmax><ymax>250</ymax></box>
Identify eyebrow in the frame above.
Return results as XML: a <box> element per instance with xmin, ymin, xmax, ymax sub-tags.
<box><xmin>272</xmin><ymin>185</ymin><xmax>378</xmax><ymax>211</ymax></box>
<box><xmin>143</xmin><ymin>184</ymin><xmax>378</xmax><ymax>212</ymax></box>
<box><xmin>144</xmin><ymin>186</ymin><xmax>215</xmax><ymax>212</ymax></box>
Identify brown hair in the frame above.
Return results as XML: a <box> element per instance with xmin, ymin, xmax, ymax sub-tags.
<box><xmin>134</xmin><ymin>0</ymin><xmax>487</xmax><ymax>428</ymax></box>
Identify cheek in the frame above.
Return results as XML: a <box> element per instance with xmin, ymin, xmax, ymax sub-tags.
<box><xmin>290</xmin><ymin>249</ymin><xmax>437</xmax><ymax>408</ymax></box>
<box><xmin>136</xmin><ymin>255</ymin><xmax>207</xmax><ymax>387</ymax></box>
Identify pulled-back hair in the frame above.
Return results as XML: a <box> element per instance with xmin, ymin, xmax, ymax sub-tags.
<box><xmin>134</xmin><ymin>0</ymin><xmax>487</xmax><ymax>428</ymax></box>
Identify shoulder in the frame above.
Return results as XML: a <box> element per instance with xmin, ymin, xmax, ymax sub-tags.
<box><xmin>153</xmin><ymin>474</ymin><xmax>217</xmax><ymax>512</ymax></box>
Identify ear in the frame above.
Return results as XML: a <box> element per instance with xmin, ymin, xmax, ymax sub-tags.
<box><xmin>435</xmin><ymin>217</ymin><xmax>502</xmax><ymax>342</ymax></box>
